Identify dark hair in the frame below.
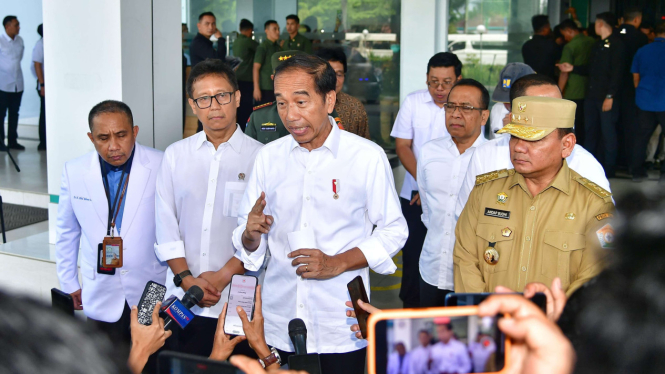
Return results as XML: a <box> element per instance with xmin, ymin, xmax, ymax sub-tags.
<box><xmin>448</xmin><ymin>78</ymin><xmax>490</xmax><ymax>109</ymax></box>
<box><xmin>37</xmin><ymin>23</ymin><xmax>43</xmax><ymax>37</ymax></box>
<box><xmin>596</xmin><ymin>12</ymin><xmax>617</xmax><ymax>28</ymax></box>
<box><xmin>438</xmin><ymin>323</ymin><xmax>453</xmax><ymax>331</ymax></box>
<box><xmin>623</xmin><ymin>7</ymin><xmax>642</xmax><ymax>22</ymax></box>
<box><xmin>264</xmin><ymin>20</ymin><xmax>278</xmax><ymax>29</ymax></box>
<box><xmin>198</xmin><ymin>12</ymin><xmax>215</xmax><ymax>21</ymax></box>
<box><xmin>0</xmin><ymin>291</ymin><xmax>130</xmax><ymax>374</ymax></box>
<box><xmin>239</xmin><ymin>18</ymin><xmax>253</xmax><ymax>31</ymax></box>
<box><xmin>587</xmin><ymin>22</ymin><xmax>599</xmax><ymax>38</ymax></box>
<box><xmin>186</xmin><ymin>58</ymin><xmax>239</xmax><ymax>99</ymax></box>
<box><xmin>559</xmin><ymin>19</ymin><xmax>579</xmax><ymax>32</ymax></box>
<box><xmin>3</xmin><ymin>16</ymin><xmax>17</xmax><ymax>28</ymax></box>
<box><xmin>558</xmin><ymin>128</ymin><xmax>574</xmax><ymax>138</ymax></box>
<box><xmin>532</xmin><ymin>15</ymin><xmax>550</xmax><ymax>33</ymax></box>
<box><xmin>274</xmin><ymin>54</ymin><xmax>336</xmax><ymax>102</ymax></box>
<box><xmin>509</xmin><ymin>74</ymin><xmax>559</xmax><ymax>103</ymax></box>
<box><xmin>655</xmin><ymin>21</ymin><xmax>665</xmax><ymax>35</ymax></box>
<box><xmin>427</xmin><ymin>52</ymin><xmax>463</xmax><ymax>77</ymax></box>
<box><xmin>286</xmin><ymin>14</ymin><xmax>300</xmax><ymax>23</ymax></box>
<box><xmin>315</xmin><ymin>47</ymin><xmax>348</xmax><ymax>73</ymax></box>
<box><xmin>88</xmin><ymin>100</ymin><xmax>134</xmax><ymax>130</ymax></box>
<box><xmin>418</xmin><ymin>329</ymin><xmax>430</xmax><ymax>335</ymax></box>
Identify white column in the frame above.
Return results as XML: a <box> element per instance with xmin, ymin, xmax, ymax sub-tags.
<box><xmin>400</xmin><ymin>0</ymin><xmax>436</xmax><ymax>102</ymax></box>
<box><xmin>435</xmin><ymin>0</ymin><xmax>450</xmax><ymax>53</ymax></box>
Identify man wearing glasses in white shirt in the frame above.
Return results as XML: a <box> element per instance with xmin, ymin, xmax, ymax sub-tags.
<box><xmin>155</xmin><ymin>59</ymin><xmax>263</xmax><ymax>357</ymax></box>
<box><xmin>391</xmin><ymin>52</ymin><xmax>462</xmax><ymax>308</ymax></box>
<box><xmin>417</xmin><ymin>79</ymin><xmax>489</xmax><ymax>307</ymax></box>
<box><xmin>233</xmin><ymin>54</ymin><xmax>408</xmax><ymax>373</ymax></box>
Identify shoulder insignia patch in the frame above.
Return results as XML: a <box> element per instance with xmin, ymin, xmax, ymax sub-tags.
<box><xmin>475</xmin><ymin>169</ymin><xmax>511</xmax><ymax>186</ymax></box>
<box><xmin>253</xmin><ymin>102</ymin><xmax>274</xmax><ymax>111</ymax></box>
<box><xmin>575</xmin><ymin>177</ymin><xmax>613</xmax><ymax>201</ymax></box>
<box><xmin>596</xmin><ymin>212</ymin><xmax>614</xmax><ymax>221</ymax></box>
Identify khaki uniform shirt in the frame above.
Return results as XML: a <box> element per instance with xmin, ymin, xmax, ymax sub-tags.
<box><xmin>282</xmin><ymin>33</ymin><xmax>312</xmax><ymax>54</ymax></box>
<box><xmin>245</xmin><ymin>102</ymin><xmax>344</xmax><ymax>144</ymax></box>
<box><xmin>453</xmin><ymin>160</ymin><xmax>615</xmax><ymax>296</ymax></box>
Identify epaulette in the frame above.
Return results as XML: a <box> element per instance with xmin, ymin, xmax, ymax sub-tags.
<box><xmin>574</xmin><ymin>177</ymin><xmax>613</xmax><ymax>202</ymax></box>
<box><xmin>475</xmin><ymin>169</ymin><xmax>513</xmax><ymax>186</ymax></box>
<box><xmin>253</xmin><ymin>102</ymin><xmax>274</xmax><ymax>111</ymax></box>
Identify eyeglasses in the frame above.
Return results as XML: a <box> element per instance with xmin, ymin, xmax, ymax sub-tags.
<box><xmin>427</xmin><ymin>80</ymin><xmax>455</xmax><ymax>89</ymax></box>
<box><xmin>443</xmin><ymin>103</ymin><xmax>487</xmax><ymax>114</ymax></box>
<box><xmin>193</xmin><ymin>92</ymin><xmax>235</xmax><ymax>109</ymax></box>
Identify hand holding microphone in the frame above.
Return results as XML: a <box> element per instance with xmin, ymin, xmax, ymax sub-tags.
<box><xmin>128</xmin><ymin>302</ymin><xmax>171</xmax><ymax>374</ymax></box>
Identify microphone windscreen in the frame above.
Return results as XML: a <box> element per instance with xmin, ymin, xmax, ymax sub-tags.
<box><xmin>289</xmin><ymin>318</ymin><xmax>307</xmax><ymax>338</ymax></box>
<box><xmin>186</xmin><ymin>286</ymin><xmax>204</xmax><ymax>304</ymax></box>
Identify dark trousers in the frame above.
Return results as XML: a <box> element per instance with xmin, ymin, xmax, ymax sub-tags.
<box><xmin>618</xmin><ymin>85</ymin><xmax>638</xmax><ymax>168</ymax></box>
<box><xmin>277</xmin><ymin>347</ymin><xmax>366</xmax><ymax>374</ymax></box>
<box><xmin>585</xmin><ymin>97</ymin><xmax>619</xmax><ymax>177</ymax></box>
<box><xmin>572</xmin><ymin>99</ymin><xmax>585</xmax><ymax>148</ymax></box>
<box><xmin>631</xmin><ymin>109</ymin><xmax>665</xmax><ymax>176</ymax></box>
<box><xmin>237</xmin><ymin>80</ymin><xmax>253</xmax><ymax>131</ymax></box>
<box><xmin>0</xmin><ymin>90</ymin><xmax>23</xmax><ymax>145</ymax></box>
<box><xmin>419</xmin><ymin>278</ymin><xmax>453</xmax><ymax>307</ymax></box>
<box><xmin>166</xmin><ymin>315</ymin><xmax>257</xmax><ymax>359</ymax></box>
<box><xmin>399</xmin><ymin>197</ymin><xmax>427</xmax><ymax>308</ymax></box>
<box><xmin>37</xmin><ymin>85</ymin><xmax>46</xmax><ymax>148</ymax></box>
<box><xmin>256</xmin><ymin>89</ymin><xmax>275</xmax><ymax>106</ymax></box>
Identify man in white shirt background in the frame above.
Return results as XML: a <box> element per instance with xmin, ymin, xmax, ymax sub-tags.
<box><xmin>488</xmin><ymin>63</ymin><xmax>534</xmax><ymax>139</ymax></box>
<box><xmin>417</xmin><ymin>79</ymin><xmax>489</xmax><ymax>307</ymax></box>
<box><xmin>409</xmin><ymin>330</ymin><xmax>433</xmax><ymax>374</ymax></box>
<box><xmin>391</xmin><ymin>52</ymin><xmax>462</xmax><ymax>308</ymax></box>
<box><xmin>457</xmin><ymin>74</ymin><xmax>611</xmax><ymax>217</ymax></box>
<box><xmin>387</xmin><ymin>342</ymin><xmax>410</xmax><ymax>374</ymax></box>
<box><xmin>155</xmin><ymin>59</ymin><xmax>262</xmax><ymax>358</ymax></box>
<box><xmin>429</xmin><ymin>319</ymin><xmax>472</xmax><ymax>374</ymax></box>
<box><xmin>31</xmin><ymin>23</ymin><xmax>45</xmax><ymax>150</ymax></box>
<box><xmin>234</xmin><ymin>54</ymin><xmax>408</xmax><ymax>373</ymax></box>
<box><xmin>0</xmin><ymin>15</ymin><xmax>24</xmax><ymax>150</ymax></box>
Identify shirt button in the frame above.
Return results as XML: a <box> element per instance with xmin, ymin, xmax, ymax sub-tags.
<box><xmin>526</xmin><ymin>236</ymin><xmax>531</xmax><ymax>241</ymax></box>
<box><xmin>303</xmin><ymin>223</ymin><xmax>308</xmax><ymax>227</ymax></box>
<box><xmin>202</xmin><ymin>253</ymin><xmax>207</xmax><ymax>256</ymax></box>
<box><xmin>530</xmin><ymin>206</ymin><xmax>535</xmax><ymax>211</ymax></box>
<box><xmin>521</xmin><ymin>266</ymin><xmax>527</xmax><ymax>272</ymax></box>
<box><xmin>446</xmin><ymin>232</ymin><xmax>450</xmax><ymax>236</ymax></box>
<box><xmin>447</xmin><ymin>213</ymin><xmax>451</xmax><ymax>216</ymax></box>
<box><xmin>207</xmin><ymin>203</ymin><xmax>212</xmax><ymax>207</ymax></box>
<box><xmin>121</xmin><ymin>270</ymin><xmax>128</xmax><ymax>275</ymax></box>
<box><xmin>204</xmin><ymin>228</ymin><xmax>208</xmax><ymax>231</ymax></box>
<box><xmin>308</xmin><ymin>171</ymin><xmax>313</xmax><ymax>174</ymax></box>
<box><xmin>563</xmin><ymin>244</ymin><xmax>568</xmax><ymax>249</ymax></box>
<box><xmin>211</xmin><ymin>178</ymin><xmax>216</xmax><ymax>183</ymax></box>
<box><xmin>306</xmin><ymin>196</ymin><xmax>310</xmax><ymax>201</ymax></box>
<box><xmin>449</xmin><ymin>194</ymin><xmax>453</xmax><ymax>197</ymax></box>
<box><xmin>299</xmin><ymin>304</ymin><xmax>304</xmax><ymax>308</ymax></box>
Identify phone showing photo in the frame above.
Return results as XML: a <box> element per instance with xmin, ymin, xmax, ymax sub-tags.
<box><xmin>223</xmin><ymin>274</ymin><xmax>258</xmax><ymax>336</ymax></box>
<box><xmin>367</xmin><ymin>307</ymin><xmax>510</xmax><ymax>374</ymax></box>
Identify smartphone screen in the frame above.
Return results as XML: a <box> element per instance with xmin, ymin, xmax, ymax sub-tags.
<box><xmin>347</xmin><ymin>275</ymin><xmax>370</xmax><ymax>339</ymax></box>
<box><xmin>223</xmin><ymin>274</ymin><xmax>258</xmax><ymax>336</ymax></box>
<box><xmin>373</xmin><ymin>314</ymin><xmax>505</xmax><ymax>374</ymax></box>
<box><xmin>137</xmin><ymin>281</ymin><xmax>167</xmax><ymax>326</ymax></box>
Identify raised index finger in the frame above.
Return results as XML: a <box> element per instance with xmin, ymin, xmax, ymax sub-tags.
<box><xmin>251</xmin><ymin>192</ymin><xmax>266</xmax><ymax>214</ymax></box>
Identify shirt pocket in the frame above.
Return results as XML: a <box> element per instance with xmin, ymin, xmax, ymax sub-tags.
<box><xmin>541</xmin><ymin>231</ymin><xmax>585</xmax><ymax>289</ymax></box>
<box><xmin>475</xmin><ymin>223</ymin><xmax>515</xmax><ymax>274</ymax></box>
<box><xmin>223</xmin><ymin>182</ymin><xmax>247</xmax><ymax>217</ymax></box>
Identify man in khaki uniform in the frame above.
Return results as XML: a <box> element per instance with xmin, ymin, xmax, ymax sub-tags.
<box><xmin>454</xmin><ymin>96</ymin><xmax>615</xmax><ymax>296</ymax></box>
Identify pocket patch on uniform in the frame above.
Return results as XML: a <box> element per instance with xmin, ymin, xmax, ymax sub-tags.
<box><xmin>484</xmin><ymin>208</ymin><xmax>510</xmax><ymax>220</ymax></box>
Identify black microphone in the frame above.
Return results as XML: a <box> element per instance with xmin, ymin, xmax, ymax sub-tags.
<box><xmin>162</xmin><ymin>286</ymin><xmax>204</xmax><ymax>331</ymax></box>
<box><xmin>289</xmin><ymin>318</ymin><xmax>308</xmax><ymax>355</ymax></box>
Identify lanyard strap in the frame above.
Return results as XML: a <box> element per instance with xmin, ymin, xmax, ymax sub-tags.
<box><xmin>102</xmin><ymin>164</ymin><xmax>129</xmax><ymax>236</ymax></box>
<box><xmin>110</xmin><ymin>173</ymin><xmax>131</xmax><ymax>236</ymax></box>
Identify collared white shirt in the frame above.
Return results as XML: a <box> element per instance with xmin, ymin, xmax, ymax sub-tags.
<box><xmin>155</xmin><ymin>126</ymin><xmax>263</xmax><ymax>318</ymax></box>
<box><xmin>233</xmin><ymin>117</ymin><xmax>408</xmax><ymax>354</ymax></box>
<box><xmin>418</xmin><ymin>134</ymin><xmax>486</xmax><ymax>291</ymax></box>
<box><xmin>456</xmin><ymin>136</ymin><xmax>612</xmax><ymax>218</ymax></box>
<box><xmin>488</xmin><ymin>103</ymin><xmax>509</xmax><ymax>140</ymax></box>
<box><xmin>429</xmin><ymin>339</ymin><xmax>472</xmax><ymax>373</ymax></box>
<box><xmin>31</xmin><ymin>38</ymin><xmax>44</xmax><ymax>80</ymax></box>
<box><xmin>387</xmin><ymin>352</ymin><xmax>410</xmax><ymax>374</ymax></box>
<box><xmin>469</xmin><ymin>339</ymin><xmax>496</xmax><ymax>373</ymax></box>
<box><xmin>408</xmin><ymin>345</ymin><xmax>432</xmax><ymax>374</ymax></box>
<box><xmin>0</xmin><ymin>30</ymin><xmax>24</xmax><ymax>92</ymax></box>
<box><xmin>390</xmin><ymin>89</ymin><xmax>449</xmax><ymax>200</ymax></box>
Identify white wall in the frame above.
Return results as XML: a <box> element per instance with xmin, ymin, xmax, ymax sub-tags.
<box><xmin>400</xmin><ymin>0</ymin><xmax>436</xmax><ymax>102</ymax></box>
<box><xmin>3</xmin><ymin>0</ymin><xmax>43</xmax><ymax>123</ymax></box>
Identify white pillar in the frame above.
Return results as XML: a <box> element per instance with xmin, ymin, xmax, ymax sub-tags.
<box><xmin>44</xmin><ymin>0</ymin><xmax>182</xmax><ymax>243</ymax></box>
<box><xmin>400</xmin><ymin>0</ymin><xmax>436</xmax><ymax>101</ymax></box>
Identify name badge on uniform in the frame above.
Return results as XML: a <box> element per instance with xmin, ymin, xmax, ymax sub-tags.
<box><xmin>484</xmin><ymin>208</ymin><xmax>510</xmax><ymax>220</ymax></box>
<box><xmin>102</xmin><ymin>235</ymin><xmax>123</xmax><ymax>268</ymax></box>
<box><xmin>261</xmin><ymin>122</ymin><xmax>277</xmax><ymax>132</ymax></box>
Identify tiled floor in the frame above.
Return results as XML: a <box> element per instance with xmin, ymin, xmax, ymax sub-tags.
<box><xmin>0</xmin><ymin>139</ymin><xmax>48</xmax><ymax>194</ymax></box>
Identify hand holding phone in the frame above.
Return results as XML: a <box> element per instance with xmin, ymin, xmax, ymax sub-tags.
<box><xmin>347</xmin><ymin>276</ymin><xmax>370</xmax><ymax>339</ymax></box>
<box><xmin>223</xmin><ymin>275</ymin><xmax>258</xmax><ymax>336</ymax></box>
<box><xmin>137</xmin><ymin>281</ymin><xmax>167</xmax><ymax>326</ymax></box>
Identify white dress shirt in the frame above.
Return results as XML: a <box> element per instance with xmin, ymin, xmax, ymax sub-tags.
<box><xmin>387</xmin><ymin>352</ymin><xmax>410</xmax><ymax>374</ymax></box>
<box><xmin>390</xmin><ymin>89</ymin><xmax>449</xmax><ymax>200</ymax></box>
<box><xmin>234</xmin><ymin>117</ymin><xmax>408</xmax><ymax>354</ymax></box>
<box><xmin>0</xmin><ymin>30</ymin><xmax>23</xmax><ymax>92</ymax></box>
<box><xmin>418</xmin><ymin>134</ymin><xmax>486</xmax><ymax>291</ymax></box>
<box><xmin>456</xmin><ymin>136</ymin><xmax>612</xmax><ymax>218</ymax></box>
<box><xmin>429</xmin><ymin>339</ymin><xmax>472</xmax><ymax>374</ymax></box>
<box><xmin>408</xmin><ymin>345</ymin><xmax>432</xmax><ymax>374</ymax></box>
<box><xmin>488</xmin><ymin>103</ymin><xmax>509</xmax><ymax>139</ymax></box>
<box><xmin>155</xmin><ymin>126</ymin><xmax>263</xmax><ymax>318</ymax></box>
<box><xmin>469</xmin><ymin>339</ymin><xmax>496</xmax><ymax>373</ymax></box>
<box><xmin>31</xmin><ymin>38</ymin><xmax>44</xmax><ymax>80</ymax></box>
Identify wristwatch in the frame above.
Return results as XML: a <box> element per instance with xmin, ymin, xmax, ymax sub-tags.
<box><xmin>173</xmin><ymin>270</ymin><xmax>192</xmax><ymax>287</ymax></box>
<box><xmin>258</xmin><ymin>347</ymin><xmax>281</xmax><ymax>368</ymax></box>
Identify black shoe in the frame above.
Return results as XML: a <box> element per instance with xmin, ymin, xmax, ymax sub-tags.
<box><xmin>8</xmin><ymin>143</ymin><xmax>25</xmax><ymax>150</ymax></box>
<box><xmin>645</xmin><ymin>161</ymin><xmax>655</xmax><ymax>171</ymax></box>
<box><xmin>37</xmin><ymin>144</ymin><xmax>46</xmax><ymax>151</ymax></box>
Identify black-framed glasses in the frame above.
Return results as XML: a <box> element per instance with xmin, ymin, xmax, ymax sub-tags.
<box><xmin>427</xmin><ymin>80</ymin><xmax>455</xmax><ymax>89</ymax></box>
<box><xmin>443</xmin><ymin>103</ymin><xmax>487</xmax><ymax>114</ymax></box>
<box><xmin>193</xmin><ymin>91</ymin><xmax>235</xmax><ymax>109</ymax></box>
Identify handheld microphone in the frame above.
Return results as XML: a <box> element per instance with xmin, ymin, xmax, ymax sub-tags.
<box><xmin>289</xmin><ymin>318</ymin><xmax>308</xmax><ymax>355</ymax></box>
<box><xmin>161</xmin><ymin>286</ymin><xmax>204</xmax><ymax>331</ymax></box>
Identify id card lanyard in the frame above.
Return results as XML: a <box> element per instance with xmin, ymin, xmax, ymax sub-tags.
<box><xmin>102</xmin><ymin>163</ymin><xmax>131</xmax><ymax>238</ymax></box>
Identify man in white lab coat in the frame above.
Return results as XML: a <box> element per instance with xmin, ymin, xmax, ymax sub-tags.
<box><xmin>56</xmin><ymin>100</ymin><xmax>167</xmax><ymax>343</ymax></box>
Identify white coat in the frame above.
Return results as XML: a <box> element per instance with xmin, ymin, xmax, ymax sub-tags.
<box><xmin>56</xmin><ymin>143</ymin><xmax>167</xmax><ymax>322</ymax></box>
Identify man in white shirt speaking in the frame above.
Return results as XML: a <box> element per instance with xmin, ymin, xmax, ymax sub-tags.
<box><xmin>417</xmin><ymin>79</ymin><xmax>489</xmax><ymax>307</ymax></box>
<box><xmin>155</xmin><ymin>59</ymin><xmax>262</xmax><ymax>357</ymax></box>
<box><xmin>233</xmin><ymin>54</ymin><xmax>408</xmax><ymax>373</ymax></box>
<box><xmin>391</xmin><ymin>52</ymin><xmax>463</xmax><ymax>308</ymax></box>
